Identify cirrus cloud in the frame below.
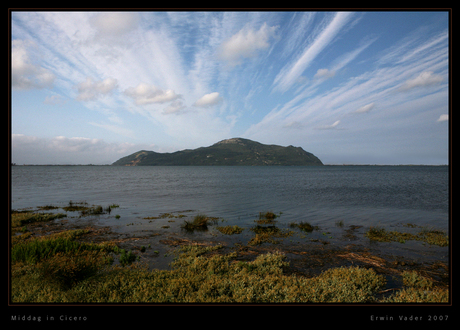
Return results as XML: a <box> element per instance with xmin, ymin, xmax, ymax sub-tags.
<box><xmin>352</xmin><ymin>102</ymin><xmax>375</xmax><ymax>114</ymax></box>
<box><xmin>316</xmin><ymin>120</ymin><xmax>341</xmax><ymax>130</ymax></box>
<box><xmin>273</xmin><ymin>12</ymin><xmax>354</xmax><ymax>93</ymax></box>
<box><xmin>89</xmin><ymin>12</ymin><xmax>139</xmax><ymax>37</ymax></box>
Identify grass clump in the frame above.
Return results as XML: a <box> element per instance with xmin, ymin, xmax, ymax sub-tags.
<box><xmin>10</xmin><ymin>226</ymin><xmax>117</xmax><ymax>294</ymax></box>
<box><xmin>384</xmin><ymin>270</ymin><xmax>448</xmax><ymax>303</ymax></box>
<box><xmin>402</xmin><ymin>270</ymin><xmax>433</xmax><ymax>289</ymax></box>
<box><xmin>181</xmin><ymin>214</ymin><xmax>217</xmax><ymax>232</ymax></box>
<box><xmin>417</xmin><ymin>228</ymin><xmax>449</xmax><ymax>247</ymax></box>
<box><xmin>289</xmin><ymin>221</ymin><xmax>317</xmax><ymax>233</ymax></box>
<box><xmin>62</xmin><ymin>200</ymin><xmax>89</xmax><ymax>212</ymax></box>
<box><xmin>38</xmin><ymin>250</ymin><xmax>110</xmax><ymax>290</ymax></box>
<box><xmin>216</xmin><ymin>225</ymin><xmax>244</xmax><ymax>235</ymax></box>
<box><xmin>37</xmin><ymin>205</ymin><xmax>60</xmax><ymax>210</ymax></box>
<box><xmin>62</xmin><ymin>205</ymin><xmax>90</xmax><ymax>212</ymax></box>
<box><xmin>63</xmin><ymin>202</ymin><xmax>118</xmax><ymax>216</ymax></box>
<box><xmin>119</xmin><ymin>249</ymin><xmax>137</xmax><ymax>266</ymax></box>
<box><xmin>383</xmin><ymin>287</ymin><xmax>448</xmax><ymax>303</ymax></box>
<box><xmin>254</xmin><ymin>211</ymin><xmax>279</xmax><ymax>224</ymax></box>
<box><xmin>11</xmin><ymin>234</ymin><xmax>115</xmax><ymax>264</ymax></box>
<box><xmin>144</xmin><ymin>213</ymin><xmax>187</xmax><ymax>220</ymax></box>
<box><xmin>11</xmin><ymin>212</ymin><xmax>66</xmax><ymax>228</ymax></box>
<box><xmin>248</xmin><ymin>225</ymin><xmax>293</xmax><ymax>246</ymax></box>
<box><xmin>80</xmin><ymin>205</ymin><xmax>104</xmax><ymax>216</ymax></box>
<box><xmin>365</xmin><ymin>226</ymin><xmax>389</xmax><ymax>242</ymax></box>
<box><xmin>365</xmin><ymin>226</ymin><xmax>448</xmax><ymax>247</ymax></box>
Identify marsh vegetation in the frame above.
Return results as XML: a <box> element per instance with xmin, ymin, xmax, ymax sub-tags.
<box><xmin>365</xmin><ymin>226</ymin><xmax>448</xmax><ymax>246</ymax></box>
<box><xmin>10</xmin><ymin>206</ymin><xmax>449</xmax><ymax>303</ymax></box>
<box><xmin>181</xmin><ymin>214</ymin><xmax>219</xmax><ymax>232</ymax></box>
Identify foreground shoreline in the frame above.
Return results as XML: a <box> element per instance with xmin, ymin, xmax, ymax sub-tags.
<box><xmin>10</xmin><ymin>203</ymin><xmax>449</xmax><ymax>303</ymax></box>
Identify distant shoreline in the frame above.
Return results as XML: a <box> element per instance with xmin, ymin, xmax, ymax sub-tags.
<box><xmin>11</xmin><ymin>164</ymin><xmax>448</xmax><ymax>167</ymax></box>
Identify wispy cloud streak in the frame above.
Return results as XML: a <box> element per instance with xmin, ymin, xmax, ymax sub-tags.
<box><xmin>273</xmin><ymin>12</ymin><xmax>354</xmax><ymax>93</ymax></box>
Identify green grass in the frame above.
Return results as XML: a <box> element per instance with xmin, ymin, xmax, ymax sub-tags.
<box><xmin>37</xmin><ymin>250</ymin><xmax>110</xmax><ymax>290</ymax></box>
<box><xmin>11</xmin><ymin>233</ymin><xmax>116</xmax><ymax>264</ymax></box>
<box><xmin>11</xmin><ymin>245</ymin><xmax>390</xmax><ymax>303</ymax></box>
<box><xmin>119</xmin><ymin>249</ymin><xmax>137</xmax><ymax>266</ymax></box>
<box><xmin>10</xmin><ymin>207</ymin><xmax>448</xmax><ymax>303</ymax></box>
<box><xmin>10</xmin><ymin>226</ymin><xmax>117</xmax><ymax>292</ymax></box>
<box><xmin>11</xmin><ymin>212</ymin><xmax>66</xmax><ymax>228</ymax></box>
<box><xmin>11</xmin><ymin>241</ymin><xmax>449</xmax><ymax>303</ymax></box>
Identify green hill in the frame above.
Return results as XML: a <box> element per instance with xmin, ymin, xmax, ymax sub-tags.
<box><xmin>112</xmin><ymin>138</ymin><xmax>323</xmax><ymax>166</ymax></box>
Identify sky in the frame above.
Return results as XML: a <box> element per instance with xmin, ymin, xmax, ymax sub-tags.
<box><xmin>11</xmin><ymin>11</ymin><xmax>449</xmax><ymax>165</ymax></box>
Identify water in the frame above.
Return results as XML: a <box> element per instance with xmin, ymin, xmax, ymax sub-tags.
<box><xmin>11</xmin><ymin>165</ymin><xmax>449</xmax><ymax>233</ymax></box>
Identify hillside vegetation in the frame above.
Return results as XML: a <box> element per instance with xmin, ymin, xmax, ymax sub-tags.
<box><xmin>112</xmin><ymin>138</ymin><xmax>323</xmax><ymax>166</ymax></box>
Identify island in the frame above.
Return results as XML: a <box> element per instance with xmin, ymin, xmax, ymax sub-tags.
<box><xmin>112</xmin><ymin>138</ymin><xmax>323</xmax><ymax>166</ymax></box>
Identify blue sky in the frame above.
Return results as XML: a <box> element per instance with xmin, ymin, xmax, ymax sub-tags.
<box><xmin>11</xmin><ymin>11</ymin><xmax>449</xmax><ymax>164</ymax></box>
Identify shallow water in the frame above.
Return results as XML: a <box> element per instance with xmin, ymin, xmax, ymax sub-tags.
<box><xmin>11</xmin><ymin>165</ymin><xmax>449</xmax><ymax>230</ymax></box>
<box><xmin>11</xmin><ymin>165</ymin><xmax>450</xmax><ymax>269</ymax></box>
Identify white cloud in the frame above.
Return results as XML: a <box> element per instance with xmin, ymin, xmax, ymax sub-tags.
<box><xmin>399</xmin><ymin>71</ymin><xmax>443</xmax><ymax>92</ymax></box>
<box><xmin>193</xmin><ymin>92</ymin><xmax>222</xmax><ymax>108</ymax></box>
<box><xmin>75</xmin><ymin>77</ymin><xmax>118</xmax><ymax>101</ymax></box>
<box><xmin>353</xmin><ymin>102</ymin><xmax>375</xmax><ymax>114</ymax></box>
<box><xmin>89</xmin><ymin>12</ymin><xmax>139</xmax><ymax>37</ymax></box>
<box><xmin>89</xmin><ymin>122</ymin><xmax>136</xmax><ymax>139</ymax></box>
<box><xmin>314</xmin><ymin>68</ymin><xmax>336</xmax><ymax>79</ymax></box>
<box><xmin>317</xmin><ymin>120</ymin><xmax>340</xmax><ymax>130</ymax></box>
<box><xmin>218</xmin><ymin>23</ymin><xmax>277</xmax><ymax>66</ymax></box>
<box><xmin>11</xmin><ymin>12</ymin><xmax>449</xmax><ymax>165</ymax></box>
<box><xmin>283</xmin><ymin>121</ymin><xmax>304</xmax><ymax>129</ymax></box>
<box><xmin>437</xmin><ymin>114</ymin><xmax>448</xmax><ymax>122</ymax></box>
<box><xmin>124</xmin><ymin>83</ymin><xmax>181</xmax><ymax>105</ymax></box>
<box><xmin>12</xmin><ymin>133</ymin><xmax>141</xmax><ymax>164</ymax></box>
<box><xmin>250</xmin><ymin>28</ymin><xmax>448</xmax><ymax>140</ymax></box>
<box><xmin>43</xmin><ymin>95</ymin><xmax>67</xmax><ymax>106</ymax></box>
<box><xmin>163</xmin><ymin>100</ymin><xmax>187</xmax><ymax>115</ymax></box>
<box><xmin>12</xmin><ymin>40</ymin><xmax>55</xmax><ymax>89</ymax></box>
<box><xmin>273</xmin><ymin>12</ymin><xmax>354</xmax><ymax>92</ymax></box>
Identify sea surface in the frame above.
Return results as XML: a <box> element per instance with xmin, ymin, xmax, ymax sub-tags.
<box><xmin>11</xmin><ymin>165</ymin><xmax>449</xmax><ymax>234</ymax></box>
